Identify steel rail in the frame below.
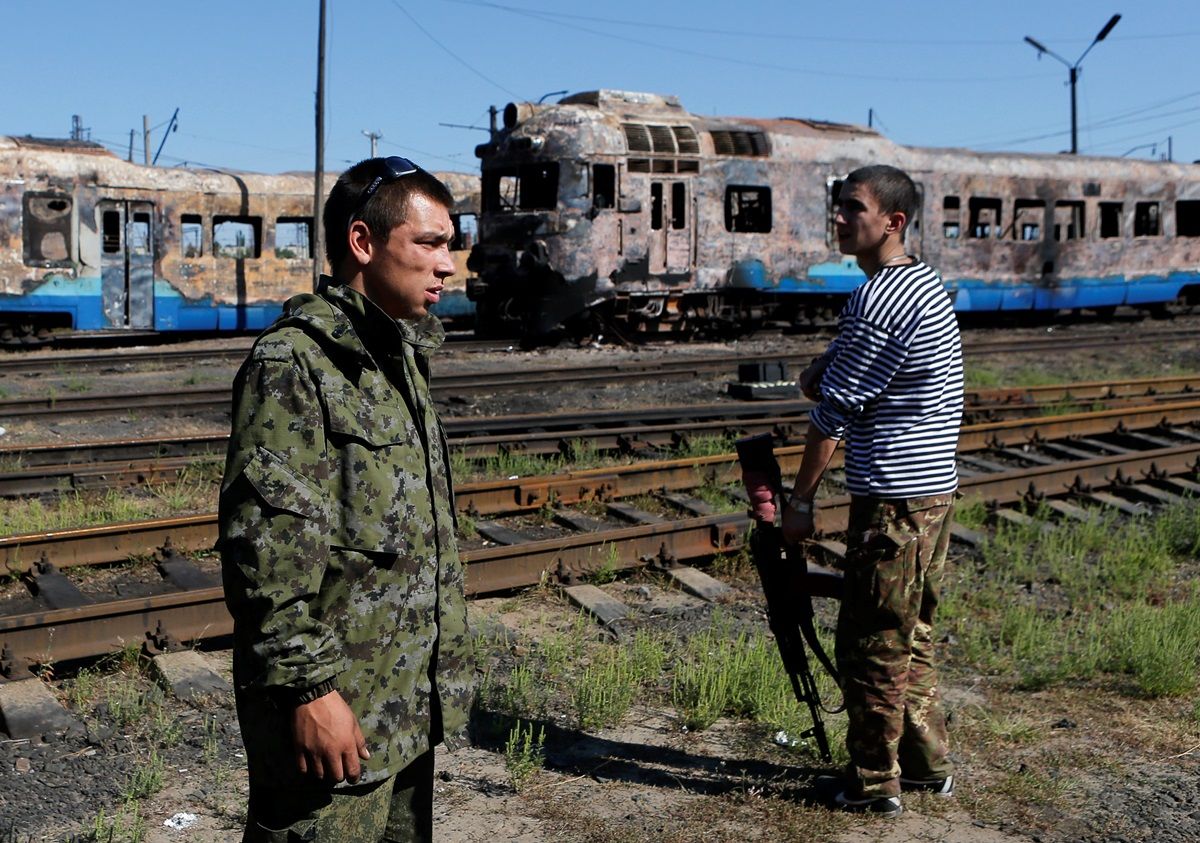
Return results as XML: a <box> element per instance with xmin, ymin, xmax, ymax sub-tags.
<box><xmin>4</xmin><ymin>329</ymin><xmax>1199</xmax><ymax>422</ymax></box>
<box><xmin>3</xmin><ymin>442</ymin><xmax>1199</xmax><ymax>673</ymax></box>
<box><xmin>3</xmin><ymin>401</ymin><xmax>1199</xmax><ymax>573</ymax></box>
<box><xmin>3</xmin><ymin>373</ymin><xmax>1199</xmax><ymax>467</ymax></box>
<box><xmin>6</xmin><ymin>392</ymin><xmax>1137</xmax><ymax>496</ymax></box>
<box><xmin>1</xmin><ymin>387</ymin><xmax>1196</xmax><ymax>499</ymax></box>
<box><xmin>0</xmin><ymin>335</ymin><xmax>507</xmax><ymax>375</ymax></box>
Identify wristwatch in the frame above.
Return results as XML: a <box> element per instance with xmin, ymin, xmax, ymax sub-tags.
<box><xmin>786</xmin><ymin>497</ymin><xmax>813</xmax><ymax>515</ymax></box>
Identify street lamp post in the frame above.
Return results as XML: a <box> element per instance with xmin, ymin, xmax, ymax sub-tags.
<box><xmin>1024</xmin><ymin>14</ymin><xmax>1121</xmax><ymax>154</ymax></box>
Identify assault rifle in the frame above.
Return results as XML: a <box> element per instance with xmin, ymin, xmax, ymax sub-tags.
<box><xmin>736</xmin><ymin>433</ymin><xmax>843</xmax><ymax>763</ymax></box>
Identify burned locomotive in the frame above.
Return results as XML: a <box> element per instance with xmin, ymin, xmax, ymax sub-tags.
<box><xmin>467</xmin><ymin>89</ymin><xmax>1200</xmax><ymax>340</ymax></box>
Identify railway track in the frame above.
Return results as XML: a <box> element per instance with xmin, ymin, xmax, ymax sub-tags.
<box><xmin>0</xmin><ymin>333</ymin><xmax>508</xmax><ymax>373</ymax></box>
<box><xmin>0</xmin><ymin>354</ymin><xmax>1198</xmax><ymax>426</ymax></box>
<box><xmin>1</xmin><ymin>401</ymin><xmax>1199</xmax><ymax>675</ymax></box>
<box><xmin>1</xmin><ymin>326</ymin><xmax>1198</xmax><ymax>419</ymax></box>
<box><xmin>3</xmin><ymin>380</ymin><xmax>1200</xmax><ymax>498</ymax></box>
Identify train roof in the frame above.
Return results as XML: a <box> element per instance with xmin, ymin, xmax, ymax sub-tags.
<box><xmin>0</xmin><ymin>136</ymin><xmax>480</xmax><ymax>209</ymax></box>
<box><xmin>500</xmin><ymin>90</ymin><xmax>1200</xmax><ymax>183</ymax></box>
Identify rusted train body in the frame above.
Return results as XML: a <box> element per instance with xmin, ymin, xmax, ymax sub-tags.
<box><xmin>0</xmin><ymin>136</ymin><xmax>478</xmax><ymax>341</ymax></box>
<box><xmin>467</xmin><ymin>89</ymin><xmax>1200</xmax><ymax>338</ymax></box>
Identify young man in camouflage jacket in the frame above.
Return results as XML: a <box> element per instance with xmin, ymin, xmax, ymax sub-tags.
<box><xmin>220</xmin><ymin>158</ymin><xmax>474</xmax><ymax>843</ymax></box>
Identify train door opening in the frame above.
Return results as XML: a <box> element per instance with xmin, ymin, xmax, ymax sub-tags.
<box><xmin>649</xmin><ymin>180</ymin><xmax>692</xmax><ymax>276</ymax></box>
<box><xmin>98</xmin><ymin>200</ymin><xmax>155</xmax><ymax>329</ymax></box>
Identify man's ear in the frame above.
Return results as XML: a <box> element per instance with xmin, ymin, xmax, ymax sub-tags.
<box><xmin>885</xmin><ymin>210</ymin><xmax>908</xmax><ymax>235</ymax></box>
<box><xmin>347</xmin><ymin>220</ymin><xmax>374</xmax><ymax>266</ymax></box>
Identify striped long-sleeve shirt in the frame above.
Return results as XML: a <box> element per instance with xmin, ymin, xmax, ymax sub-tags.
<box><xmin>809</xmin><ymin>260</ymin><xmax>964</xmax><ymax>498</ymax></box>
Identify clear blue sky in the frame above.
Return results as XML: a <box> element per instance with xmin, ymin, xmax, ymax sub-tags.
<box><xmin>4</xmin><ymin>1</ymin><xmax>1198</xmax><ymax>174</ymax></box>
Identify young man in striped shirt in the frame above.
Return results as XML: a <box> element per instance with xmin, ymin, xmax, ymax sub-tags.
<box><xmin>753</xmin><ymin>165</ymin><xmax>964</xmax><ymax>817</ymax></box>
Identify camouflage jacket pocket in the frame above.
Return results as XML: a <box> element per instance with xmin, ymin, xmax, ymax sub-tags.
<box><xmin>243</xmin><ymin>446</ymin><xmax>328</xmax><ymax>522</ymax></box>
<box><xmin>324</xmin><ymin>396</ymin><xmax>431</xmax><ymax>554</ymax></box>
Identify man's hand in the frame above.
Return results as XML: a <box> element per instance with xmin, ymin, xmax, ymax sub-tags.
<box><xmin>291</xmin><ymin>690</ymin><xmax>370</xmax><ymax>784</ymax></box>
<box><xmin>799</xmin><ymin>356</ymin><xmax>830</xmax><ymax>402</ymax></box>
<box><xmin>741</xmin><ymin>468</ymin><xmax>777</xmax><ymax>524</ymax></box>
<box><xmin>781</xmin><ymin>502</ymin><xmax>816</xmax><ymax>545</ymax></box>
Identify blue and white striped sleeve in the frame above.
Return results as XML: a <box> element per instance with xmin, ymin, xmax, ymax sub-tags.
<box><xmin>809</xmin><ymin>315</ymin><xmax>911</xmax><ymax>439</ymax></box>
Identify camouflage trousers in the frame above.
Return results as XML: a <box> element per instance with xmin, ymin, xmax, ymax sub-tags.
<box><xmin>242</xmin><ymin>749</ymin><xmax>434</xmax><ymax>843</ymax></box>
<box><xmin>835</xmin><ymin>494</ymin><xmax>955</xmax><ymax>799</ymax></box>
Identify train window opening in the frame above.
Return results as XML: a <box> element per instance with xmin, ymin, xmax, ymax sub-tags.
<box><xmin>23</xmin><ymin>192</ymin><xmax>74</xmax><ymax>265</ymax></box>
<box><xmin>677</xmin><ymin>160</ymin><xmax>699</xmax><ymax>174</ymax></box>
<box><xmin>1175</xmin><ymin>201</ymin><xmax>1200</xmax><ymax>237</ymax></box>
<box><xmin>628</xmin><ymin>159</ymin><xmax>650</xmax><ymax>173</ymax></box>
<box><xmin>1054</xmin><ymin>201</ymin><xmax>1085</xmax><ymax>241</ymax></box>
<box><xmin>482</xmin><ymin>163</ymin><xmax>559</xmax><ymax>212</ymax></box>
<box><xmin>672</xmin><ymin>125</ymin><xmax>700</xmax><ymax>154</ymax></box>
<box><xmin>181</xmin><ymin>214</ymin><xmax>203</xmax><ymax>257</ymax></box>
<box><xmin>648</xmin><ymin>125</ymin><xmax>676</xmax><ymax>154</ymax></box>
<box><xmin>650</xmin><ymin>183</ymin><xmax>664</xmax><ymax>230</ymax></box>
<box><xmin>592</xmin><ymin>164</ymin><xmax>615</xmax><ymax>210</ymax></box>
<box><xmin>519</xmin><ymin>163</ymin><xmax>558</xmax><ymax>210</ymax></box>
<box><xmin>275</xmin><ymin>217</ymin><xmax>313</xmax><ymax>259</ymax></box>
<box><xmin>451</xmin><ymin>213</ymin><xmax>478</xmax><ymax>251</ymax></box>
<box><xmin>725</xmin><ymin>186</ymin><xmax>772</xmax><ymax>233</ymax></box>
<box><xmin>943</xmin><ymin>195</ymin><xmax>960</xmax><ymax>239</ymax></box>
<box><xmin>1099</xmin><ymin>203</ymin><xmax>1122</xmax><ymax>239</ymax></box>
<box><xmin>825</xmin><ymin>178</ymin><xmax>846</xmax><ymax>244</ymax></box>
<box><xmin>671</xmin><ymin>183</ymin><xmax>686</xmax><ymax>230</ymax></box>
<box><xmin>709</xmin><ymin>130</ymin><xmax>769</xmax><ymax>157</ymax></box>
<box><xmin>1134</xmin><ymin>202</ymin><xmax>1161</xmax><ymax>237</ymax></box>
<box><xmin>213</xmin><ymin>215</ymin><xmax>262</xmax><ymax>259</ymax></box>
<box><xmin>129</xmin><ymin>212</ymin><xmax>152</xmax><ymax>256</ymax></box>
<box><xmin>1013</xmin><ymin>199</ymin><xmax>1045</xmax><ymax>241</ymax></box>
<box><xmin>622</xmin><ymin>123</ymin><xmax>652</xmax><ymax>153</ymax></box>
<box><xmin>968</xmin><ymin>197</ymin><xmax>1001</xmax><ymax>239</ymax></box>
<box><xmin>652</xmin><ymin>159</ymin><xmax>675</xmax><ymax>174</ymax></box>
<box><xmin>102</xmin><ymin>210</ymin><xmax>121</xmax><ymax>254</ymax></box>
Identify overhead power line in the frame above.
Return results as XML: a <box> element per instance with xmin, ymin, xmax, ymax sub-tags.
<box><xmin>388</xmin><ymin>0</ymin><xmax>521</xmax><ymax>98</ymax></box>
<box><xmin>449</xmin><ymin>0</ymin><xmax>1199</xmax><ymax>46</ymax></box>
<box><xmin>461</xmin><ymin>0</ymin><xmax>1058</xmax><ymax>84</ymax></box>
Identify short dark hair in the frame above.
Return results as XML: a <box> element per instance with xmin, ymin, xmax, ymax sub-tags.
<box><xmin>843</xmin><ymin>165</ymin><xmax>919</xmax><ymax>232</ymax></box>
<box><xmin>323</xmin><ymin>158</ymin><xmax>454</xmax><ymax>270</ymax></box>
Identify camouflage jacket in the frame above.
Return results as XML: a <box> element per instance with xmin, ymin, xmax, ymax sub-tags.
<box><xmin>219</xmin><ymin>278</ymin><xmax>474</xmax><ymax>788</ymax></box>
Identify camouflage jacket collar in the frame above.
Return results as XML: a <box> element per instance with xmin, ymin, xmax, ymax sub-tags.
<box><xmin>281</xmin><ymin>277</ymin><xmax>445</xmax><ymax>365</ymax></box>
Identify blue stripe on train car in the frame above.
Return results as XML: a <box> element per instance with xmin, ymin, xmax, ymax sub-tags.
<box><xmin>429</xmin><ymin>289</ymin><xmax>474</xmax><ymax>320</ymax></box>
<box><xmin>0</xmin><ymin>273</ymin><xmax>107</xmax><ymax>329</ymax></box>
<box><xmin>152</xmin><ymin>283</ymin><xmax>283</xmax><ymax>331</ymax></box>
<box><xmin>782</xmin><ymin>259</ymin><xmax>867</xmax><ymax>294</ymax></box>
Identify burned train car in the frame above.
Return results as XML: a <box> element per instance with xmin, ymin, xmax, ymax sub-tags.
<box><xmin>0</xmin><ymin>136</ymin><xmax>478</xmax><ymax>342</ymax></box>
<box><xmin>466</xmin><ymin>89</ymin><xmax>1200</xmax><ymax>338</ymax></box>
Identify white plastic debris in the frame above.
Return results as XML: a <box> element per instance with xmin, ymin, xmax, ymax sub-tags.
<box><xmin>163</xmin><ymin>813</ymin><xmax>198</xmax><ymax>830</ymax></box>
<box><xmin>774</xmin><ymin>730</ymin><xmax>797</xmax><ymax>747</ymax></box>
<box><xmin>0</xmin><ymin>427</ymin><xmax>6</xmax><ymax>437</ymax></box>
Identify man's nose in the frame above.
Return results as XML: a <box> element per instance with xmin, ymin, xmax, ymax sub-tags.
<box><xmin>435</xmin><ymin>246</ymin><xmax>456</xmax><ymax>277</ymax></box>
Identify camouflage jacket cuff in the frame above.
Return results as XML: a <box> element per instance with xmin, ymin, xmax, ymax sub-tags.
<box><xmin>272</xmin><ymin>677</ymin><xmax>338</xmax><ymax>707</ymax></box>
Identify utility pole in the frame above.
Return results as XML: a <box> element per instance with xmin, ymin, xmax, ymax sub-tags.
<box><xmin>362</xmin><ymin>130</ymin><xmax>382</xmax><ymax>158</ymax></box>
<box><xmin>70</xmin><ymin>115</ymin><xmax>89</xmax><ymax>141</ymax></box>
<box><xmin>1024</xmin><ymin>14</ymin><xmax>1121</xmax><ymax>154</ymax></box>
<box><xmin>143</xmin><ymin>115</ymin><xmax>152</xmax><ymax>165</ymax></box>
<box><xmin>313</xmin><ymin>0</ymin><xmax>327</xmax><ymax>291</ymax></box>
<box><xmin>153</xmin><ymin>108</ymin><xmax>180</xmax><ymax>166</ymax></box>
<box><xmin>127</xmin><ymin>130</ymin><xmax>135</xmax><ymax>162</ymax></box>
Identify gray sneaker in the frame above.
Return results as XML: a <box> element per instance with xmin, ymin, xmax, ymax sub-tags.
<box><xmin>899</xmin><ymin>774</ymin><xmax>955</xmax><ymax>797</ymax></box>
